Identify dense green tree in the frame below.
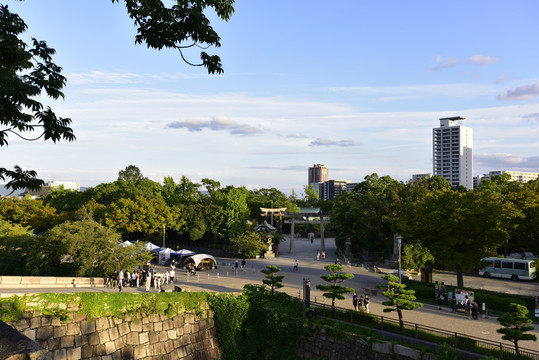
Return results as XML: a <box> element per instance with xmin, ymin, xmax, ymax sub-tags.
<box><xmin>229</xmin><ymin>232</ymin><xmax>267</xmax><ymax>258</ymax></box>
<box><xmin>376</xmin><ymin>274</ymin><xmax>423</xmax><ymax>332</ymax></box>
<box><xmin>407</xmin><ymin>188</ymin><xmax>507</xmax><ymax>288</ymax></box>
<box><xmin>316</xmin><ymin>264</ymin><xmax>354</xmax><ymax>311</ymax></box>
<box><xmin>0</xmin><ymin>219</ymin><xmax>34</xmax><ymax>274</ymax></box>
<box><xmin>102</xmin><ymin>195</ymin><xmax>183</xmax><ymax>241</ymax></box>
<box><xmin>25</xmin><ymin>218</ymin><xmax>152</xmax><ymax>277</ymax></box>
<box><xmin>89</xmin><ymin>177</ymin><xmax>163</xmax><ymax>205</ymax></box>
<box><xmin>401</xmin><ymin>242</ymin><xmax>434</xmax><ymax>272</ymax></box>
<box><xmin>43</xmin><ymin>186</ymin><xmax>92</xmax><ymax>213</ymax></box>
<box><xmin>261</xmin><ymin>265</ymin><xmax>284</xmax><ymax>295</ymax></box>
<box><xmin>117</xmin><ymin>165</ymin><xmax>145</xmax><ymax>182</ymax></box>
<box><xmin>506</xmin><ymin>179</ymin><xmax>539</xmax><ymax>255</ymax></box>
<box><xmin>497</xmin><ymin>303</ymin><xmax>537</xmax><ymax>358</ymax></box>
<box><xmin>0</xmin><ymin>197</ymin><xmax>66</xmax><ymax>232</ymax></box>
<box><xmin>217</xmin><ymin>186</ymin><xmax>251</xmax><ymax>239</ymax></box>
<box><xmin>0</xmin><ymin>5</ymin><xmax>74</xmax><ymax>192</ymax></box>
<box><xmin>332</xmin><ymin>174</ymin><xmax>404</xmax><ymax>254</ymax></box>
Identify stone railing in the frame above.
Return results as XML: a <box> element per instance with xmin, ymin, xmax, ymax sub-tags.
<box><xmin>6</xmin><ymin>310</ymin><xmax>220</xmax><ymax>359</ymax></box>
<box><xmin>0</xmin><ymin>276</ymin><xmax>107</xmax><ymax>289</ymax></box>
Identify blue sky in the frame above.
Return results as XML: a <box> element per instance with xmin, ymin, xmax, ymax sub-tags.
<box><xmin>4</xmin><ymin>0</ymin><xmax>539</xmax><ymax>194</ymax></box>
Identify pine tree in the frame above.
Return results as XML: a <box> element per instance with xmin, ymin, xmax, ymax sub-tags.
<box><xmin>497</xmin><ymin>303</ymin><xmax>537</xmax><ymax>358</ymax></box>
<box><xmin>261</xmin><ymin>265</ymin><xmax>284</xmax><ymax>295</ymax></box>
<box><xmin>376</xmin><ymin>274</ymin><xmax>423</xmax><ymax>331</ymax></box>
<box><xmin>316</xmin><ymin>264</ymin><xmax>354</xmax><ymax>311</ymax></box>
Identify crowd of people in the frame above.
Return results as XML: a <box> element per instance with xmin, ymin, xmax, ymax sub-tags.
<box><xmin>108</xmin><ymin>263</ymin><xmax>177</xmax><ymax>292</ymax></box>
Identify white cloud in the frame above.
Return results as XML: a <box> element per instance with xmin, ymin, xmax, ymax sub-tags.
<box><xmin>497</xmin><ymin>82</ymin><xmax>539</xmax><ymax>101</ymax></box>
<box><xmin>166</xmin><ymin>116</ymin><xmax>263</xmax><ymax>136</ymax></box>
<box><xmin>475</xmin><ymin>153</ymin><xmax>539</xmax><ymax>169</ymax></box>
<box><xmin>467</xmin><ymin>55</ymin><xmax>498</xmax><ymax>65</ymax></box>
<box><xmin>431</xmin><ymin>56</ymin><xmax>459</xmax><ymax>71</ymax></box>
<box><xmin>309</xmin><ymin>138</ymin><xmax>362</xmax><ymax>147</ymax></box>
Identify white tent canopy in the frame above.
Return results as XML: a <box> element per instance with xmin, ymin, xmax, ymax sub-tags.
<box><xmin>120</xmin><ymin>241</ymin><xmax>134</xmax><ymax>247</ymax></box>
<box><xmin>145</xmin><ymin>242</ymin><xmax>160</xmax><ymax>251</ymax></box>
<box><xmin>176</xmin><ymin>249</ymin><xmax>195</xmax><ymax>256</ymax></box>
<box><xmin>158</xmin><ymin>248</ymin><xmax>174</xmax><ymax>265</ymax></box>
<box><xmin>185</xmin><ymin>254</ymin><xmax>217</xmax><ymax>268</ymax></box>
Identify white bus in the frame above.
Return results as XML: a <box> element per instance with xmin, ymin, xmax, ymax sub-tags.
<box><xmin>478</xmin><ymin>257</ymin><xmax>537</xmax><ymax>281</ymax></box>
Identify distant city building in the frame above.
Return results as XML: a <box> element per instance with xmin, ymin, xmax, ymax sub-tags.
<box><xmin>319</xmin><ymin>179</ymin><xmax>351</xmax><ymax>201</ymax></box>
<box><xmin>412</xmin><ymin>173</ymin><xmax>433</xmax><ymax>182</ymax></box>
<box><xmin>308</xmin><ymin>164</ymin><xmax>328</xmax><ymax>186</ymax></box>
<box><xmin>24</xmin><ymin>181</ymin><xmax>81</xmax><ymax>198</ymax></box>
<box><xmin>346</xmin><ymin>182</ymin><xmax>360</xmax><ymax>193</ymax></box>
<box><xmin>433</xmin><ymin>116</ymin><xmax>473</xmax><ymax>190</ymax></box>
<box><xmin>474</xmin><ymin>170</ymin><xmax>539</xmax><ymax>188</ymax></box>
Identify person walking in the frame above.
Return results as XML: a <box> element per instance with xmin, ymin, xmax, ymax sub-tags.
<box><xmin>363</xmin><ymin>295</ymin><xmax>370</xmax><ymax>313</ymax></box>
<box><xmin>464</xmin><ymin>296</ymin><xmax>472</xmax><ymax>320</ymax></box>
<box><xmin>450</xmin><ymin>294</ymin><xmax>457</xmax><ymax>313</ymax></box>
<box><xmin>241</xmin><ymin>259</ymin><xmax>246</xmax><ymax>270</ymax></box>
<box><xmin>471</xmin><ymin>300</ymin><xmax>479</xmax><ymax>320</ymax></box>
<box><xmin>316</xmin><ymin>250</ymin><xmax>320</xmax><ymax>261</ymax></box>
<box><xmin>438</xmin><ymin>293</ymin><xmax>444</xmax><ymax>310</ymax></box>
<box><xmin>352</xmin><ymin>292</ymin><xmax>359</xmax><ymax>311</ymax></box>
<box><xmin>293</xmin><ymin>259</ymin><xmax>299</xmax><ymax>271</ymax></box>
<box><xmin>118</xmin><ymin>269</ymin><xmax>124</xmax><ymax>292</ymax></box>
<box><xmin>322</xmin><ymin>250</ymin><xmax>326</xmax><ymax>259</ymax></box>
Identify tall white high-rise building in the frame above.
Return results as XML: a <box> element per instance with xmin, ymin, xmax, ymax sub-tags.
<box><xmin>433</xmin><ymin>116</ymin><xmax>473</xmax><ymax>190</ymax></box>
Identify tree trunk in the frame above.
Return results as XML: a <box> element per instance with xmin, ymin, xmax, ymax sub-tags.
<box><xmin>514</xmin><ymin>340</ymin><xmax>521</xmax><ymax>358</ymax></box>
<box><xmin>456</xmin><ymin>269</ymin><xmax>464</xmax><ymax>288</ymax></box>
<box><xmin>398</xmin><ymin>309</ymin><xmax>404</xmax><ymax>332</ymax></box>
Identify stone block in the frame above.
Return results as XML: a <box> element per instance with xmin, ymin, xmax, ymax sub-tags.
<box><xmin>53</xmin><ymin>348</ymin><xmax>67</xmax><ymax>360</ymax></box>
<box><xmin>30</xmin><ymin>317</ymin><xmax>41</xmax><ymax>329</ymax></box>
<box><xmin>13</xmin><ymin>319</ymin><xmax>30</xmax><ymax>332</ymax></box>
<box><xmin>96</xmin><ymin>344</ymin><xmax>106</xmax><ymax>356</ymax></box>
<box><xmin>60</xmin><ymin>335</ymin><xmax>74</xmax><ymax>348</ymax></box>
<box><xmin>121</xmin><ymin>346</ymin><xmax>134</xmax><ymax>359</ymax></box>
<box><xmin>1</xmin><ymin>276</ymin><xmax>22</xmax><ymax>285</ymax></box>
<box><xmin>372</xmin><ymin>341</ymin><xmax>393</xmax><ymax>355</ymax></box>
<box><xmin>75</xmin><ymin>334</ymin><xmax>88</xmax><ymax>347</ymax></box>
<box><xmin>162</xmin><ymin>319</ymin><xmax>173</xmax><ymax>331</ymax></box>
<box><xmin>154</xmin><ymin>342</ymin><xmax>165</xmax><ymax>355</ymax></box>
<box><xmin>139</xmin><ymin>332</ymin><xmax>149</xmax><ymax>344</ymax></box>
<box><xmin>164</xmin><ymin>340</ymin><xmax>174</xmax><ymax>353</ymax></box>
<box><xmin>167</xmin><ymin>330</ymin><xmax>177</xmax><ymax>340</ymax></box>
<box><xmin>118</xmin><ymin>322</ymin><xmax>130</xmax><ymax>336</ymax></box>
<box><xmin>82</xmin><ymin>320</ymin><xmax>95</xmax><ymax>335</ymax></box>
<box><xmin>95</xmin><ymin>318</ymin><xmax>109</xmax><ymax>331</ymax></box>
<box><xmin>149</xmin><ymin>314</ymin><xmax>160</xmax><ymax>323</ymax></box>
<box><xmin>81</xmin><ymin>344</ymin><xmax>94</xmax><ymax>358</ymax></box>
<box><xmin>47</xmin><ymin>337</ymin><xmax>60</xmax><ymax>351</ymax></box>
<box><xmin>51</xmin><ymin>317</ymin><xmax>62</xmax><ymax>326</ymax></box>
<box><xmin>134</xmin><ymin>344</ymin><xmax>147</xmax><ymax>359</ymax></box>
<box><xmin>66</xmin><ymin>347</ymin><xmax>81</xmax><ymax>360</ymax></box>
<box><xmin>183</xmin><ymin>324</ymin><xmax>192</xmax><ymax>334</ymax></box>
<box><xmin>130</xmin><ymin>320</ymin><xmax>142</xmax><ymax>332</ymax></box>
<box><xmin>36</xmin><ymin>326</ymin><xmax>53</xmax><ymax>341</ymax></box>
<box><xmin>394</xmin><ymin>344</ymin><xmax>421</xmax><ymax>360</ymax></box>
<box><xmin>159</xmin><ymin>331</ymin><xmax>169</xmax><ymax>342</ymax></box>
<box><xmin>105</xmin><ymin>341</ymin><xmax>116</xmax><ymax>355</ymax></box>
<box><xmin>108</xmin><ymin>326</ymin><xmax>119</xmax><ymax>341</ymax></box>
<box><xmin>53</xmin><ymin>326</ymin><xmax>66</xmax><ymax>338</ymax></box>
<box><xmin>66</xmin><ymin>322</ymin><xmax>80</xmax><ymax>336</ymax></box>
<box><xmin>99</xmin><ymin>330</ymin><xmax>111</xmax><ymax>343</ymax></box>
<box><xmin>88</xmin><ymin>332</ymin><xmax>100</xmax><ymax>345</ymax></box>
<box><xmin>142</xmin><ymin>322</ymin><xmax>153</xmax><ymax>332</ymax></box>
<box><xmin>126</xmin><ymin>331</ymin><xmax>139</xmax><ymax>345</ymax></box>
<box><xmin>20</xmin><ymin>277</ymin><xmax>41</xmax><ymax>285</ymax></box>
<box><xmin>173</xmin><ymin>316</ymin><xmax>184</xmax><ymax>328</ymax></box>
<box><xmin>114</xmin><ymin>338</ymin><xmax>123</xmax><ymax>351</ymax></box>
<box><xmin>192</xmin><ymin>323</ymin><xmax>199</xmax><ymax>333</ymax></box>
<box><xmin>22</xmin><ymin>328</ymin><xmax>36</xmax><ymax>341</ymax></box>
<box><xmin>153</xmin><ymin>321</ymin><xmax>162</xmax><ymax>331</ymax></box>
<box><xmin>112</xmin><ymin>349</ymin><xmax>122</xmax><ymax>360</ymax></box>
<box><xmin>148</xmin><ymin>331</ymin><xmax>160</xmax><ymax>344</ymax></box>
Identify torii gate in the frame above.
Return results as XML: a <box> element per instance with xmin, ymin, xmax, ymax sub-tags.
<box><xmin>284</xmin><ymin>210</ymin><xmax>331</xmax><ymax>253</ymax></box>
<box><xmin>260</xmin><ymin>207</ymin><xmax>287</xmax><ymax>233</ymax></box>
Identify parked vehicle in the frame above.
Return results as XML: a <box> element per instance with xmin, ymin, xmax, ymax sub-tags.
<box><xmin>478</xmin><ymin>257</ymin><xmax>537</xmax><ymax>281</ymax></box>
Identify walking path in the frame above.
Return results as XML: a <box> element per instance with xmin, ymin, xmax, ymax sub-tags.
<box><xmin>1</xmin><ymin>237</ymin><xmax>537</xmax><ymax>352</ymax></box>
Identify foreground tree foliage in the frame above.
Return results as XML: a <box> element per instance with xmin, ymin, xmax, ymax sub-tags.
<box><xmin>376</xmin><ymin>274</ymin><xmax>423</xmax><ymax>332</ymax></box>
<box><xmin>496</xmin><ymin>303</ymin><xmax>537</xmax><ymax>358</ymax></box>
<box><xmin>209</xmin><ymin>284</ymin><xmax>307</xmax><ymax>360</ymax></box>
<box><xmin>229</xmin><ymin>232</ymin><xmax>267</xmax><ymax>259</ymax></box>
<box><xmin>0</xmin><ymin>4</ymin><xmax>74</xmax><ymax>193</ymax></box>
<box><xmin>2</xmin><ymin>1</ymin><xmax>233</xmax><ymax>192</ymax></box>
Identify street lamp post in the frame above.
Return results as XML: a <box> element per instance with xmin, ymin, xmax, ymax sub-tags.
<box><xmin>162</xmin><ymin>224</ymin><xmax>166</xmax><ymax>248</ymax></box>
<box><xmin>396</xmin><ymin>235</ymin><xmax>403</xmax><ymax>284</ymax></box>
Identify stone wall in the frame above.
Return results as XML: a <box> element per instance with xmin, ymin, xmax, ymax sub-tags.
<box><xmin>7</xmin><ymin>311</ymin><xmax>220</xmax><ymax>360</ymax></box>
<box><xmin>298</xmin><ymin>332</ymin><xmax>436</xmax><ymax>360</ymax></box>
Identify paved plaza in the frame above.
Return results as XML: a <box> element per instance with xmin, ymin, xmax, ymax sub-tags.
<box><xmin>1</xmin><ymin>236</ymin><xmax>537</xmax><ymax>352</ymax></box>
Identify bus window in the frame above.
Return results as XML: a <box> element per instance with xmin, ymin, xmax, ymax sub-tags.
<box><xmin>530</xmin><ymin>262</ymin><xmax>536</xmax><ymax>269</ymax></box>
<box><xmin>502</xmin><ymin>262</ymin><xmax>512</xmax><ymax>269</ymax></box>
<box><xmin>484</xmin><ymin>260</ymin><xmax>494</xmax><ymax>267</ymax></box>
<box><xmin>514</xmin><ymin>262</ymin><xmax>526</xmax><ymax>270</ymax></box>
<box><xmin>494</xmin><ymin>260</ymin><xmax>501</xmax><ymax>268</ymax></box>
